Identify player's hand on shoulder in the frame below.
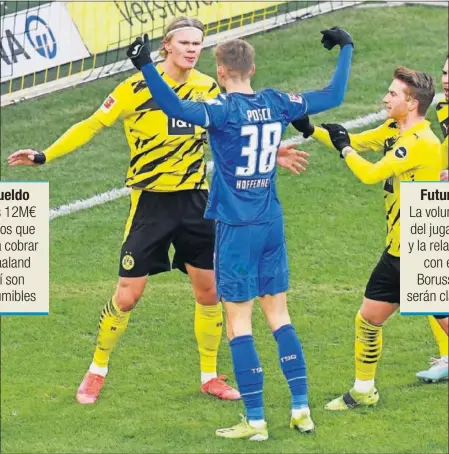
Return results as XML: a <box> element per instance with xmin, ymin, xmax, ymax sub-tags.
<box><xmin>320</xmin><ymin>26</ymin><xmax>353</xmax><ymax>50</ymax></box>
<box><xmin>441</xmin><ymin>170</ymin><xmax>449</xmax><ymax>181</ymax></box>
<box><xmin>277</xmin><ymin>143</ymin><xmax>309</xmax><ymax>175</ymax></box>
<box><xmin>291</xmin><ymin>115</ymin><xmax>315</xmax><ymax>138</ymax></box>
<box><xmin>8</xmin><ymin>149</ymin><xmax>46</xmax><ymax>167</ymax></box>
<box><xmin>321</xmin><ymin>123</ymin><xmax>350</xmax><ymax>155</ymax></box>
<box><xmin>127</xmin><ymin>34</ymin><xmax>153</xmax><ymax>70</ymax></box>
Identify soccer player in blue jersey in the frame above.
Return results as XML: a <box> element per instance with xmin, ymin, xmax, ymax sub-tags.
<box><xmin>127</xmin><ymin>27</ymin><xmax>354</xmax><ymax>440</ymax></box>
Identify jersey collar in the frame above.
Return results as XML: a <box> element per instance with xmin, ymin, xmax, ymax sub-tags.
<box><xmin>155</xmin><ymin>62</ymin><xmax>194</xmax><ymax>87</ymax></box>
<box><xmin>399</xmin><ymin>119</ymin><xmax>430</xmax><ymax>137</ymax></box>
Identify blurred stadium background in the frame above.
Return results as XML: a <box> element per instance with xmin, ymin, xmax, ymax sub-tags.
<box><xmin>1</xmin><ymin>1</ymin><xmax>448</xmax><ymax>453</ymax></box>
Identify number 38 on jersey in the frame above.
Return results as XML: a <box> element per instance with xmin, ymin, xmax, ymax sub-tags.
<box><xmin>236</xmin><ymin>122</ymin><xmax>282</xmax><ymax>177</ymax></box>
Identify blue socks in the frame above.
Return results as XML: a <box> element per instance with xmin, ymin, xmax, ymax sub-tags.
<box><xmin>229</xmin><ymin>335</ymin><xmax>264</xmax><ymax>421</ymax></box>
<box><xmin>273</xmin><ymin>324</ymin><xmax>309</xmax><ymax>409</ymax></box>
<box><xmin>229</xmin><ymin>324</ymin><xmax>308</xmax><ymax>422</ymax></box>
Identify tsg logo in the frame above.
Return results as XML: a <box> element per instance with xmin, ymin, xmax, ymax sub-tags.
<box><xmin>25</xmin><ymin>15</ymin><xmax>57</xmax><ymax>59</ymax></box>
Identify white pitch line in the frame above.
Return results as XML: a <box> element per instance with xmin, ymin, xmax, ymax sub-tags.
<box><xmin>49</xmin><ymin>93</ymin><xmax>444</xmax><ymax>221</ymax></box>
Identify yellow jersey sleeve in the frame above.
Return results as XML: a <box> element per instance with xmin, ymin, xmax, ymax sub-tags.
<box><xmin>312</xmin><ymin>121</ymin><xmax>394</xmax><ymax>153</ymax></box>
<box><xmin>441</xmin><ymin>137</ymin><xmax>448</xmax><ymax>170</ymax></box>
<box><xmin>345</xmin><ymin>135</ymin><xmax>422</xmax><ymax>184</ymax></box>
<box><xmin>44</xmin><ymin>114</ymin><xmax>104</xmax><ymax>163</ymax></box>
<box><xmin>44</xmin><ymin>80</ymin><xmax>130</xmax><ymax>162</ymax></box>
<box><xmin>310</xmin><ymin>126</ymin><xmax>334</xmax><ymax>148</ymax></box>
<box><xmin>93</xmin><ymin>81</ymin><xmax>128</xmax><ymax>127</ymax></box>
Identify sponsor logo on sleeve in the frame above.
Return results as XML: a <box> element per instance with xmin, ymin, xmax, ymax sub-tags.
<box><xmin>101</xmin><ymin>95</ymin><xmax>116</xmax><ymax>112</ymax></box>
<box><xmin>288</xmin><ymin>93</ymin><xmax>303</xmax><ymax>104</ymax></box>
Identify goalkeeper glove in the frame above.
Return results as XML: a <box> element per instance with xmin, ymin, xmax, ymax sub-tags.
<box><xmin>320</xmin><ymin>27</ymin><xmax>353</xmax><ymax>50</ymax></box>
<box><xmin>127</xmin><ymin>34</ymin><xmax>153</xmax><ymax>70</ymax></box>
<box><xmin>321</xmin><ymin>123</ymin><xmax>351</xmax><ymax>157</ymax></box>
<box><xmin>291</xmin><ymin>115</ymin><xmax>315</xmax><ymax>139</ymax></box>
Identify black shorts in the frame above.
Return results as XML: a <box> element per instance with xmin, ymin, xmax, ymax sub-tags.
<box><xmin>119</xmin><ymin>189</ymin><xmax>215</xmax><ymax>277</ymax></box>
<box><xmin>365</xmin><ymin>250</ymin><xmax>400</xmax><ymax>304</ymax></box>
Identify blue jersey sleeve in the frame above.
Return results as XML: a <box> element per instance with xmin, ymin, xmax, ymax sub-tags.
<box><xmin>203</xmin><ymin>95</ymin><xmax>228</xmax><ymax>130</ymax></box>
<box><xmin>300</xmin><ymin>44</ymin><xmax>353</xmax><ymax>116</ymax></box>
<box><xmin>140</xmin><ymin>63</ymin><xmax>208</xmax><ymax>127</ymax></box>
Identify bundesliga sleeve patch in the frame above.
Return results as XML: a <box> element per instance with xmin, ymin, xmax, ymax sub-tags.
<box><xmin>288</xmin><ymin>93</ymin><xmax>304</xmax><ymax>104</ymax></box>
<box><xmin>394</xmin><ymin>146</ymin><xmax>408</xmax><ymax>159</ymax></box>
<box><xmin>101</xmin><ymin>95</ymin><xmax>116</xmax><ymax>112</ymax></box>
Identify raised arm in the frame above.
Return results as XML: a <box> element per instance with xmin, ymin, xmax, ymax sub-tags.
<box><xmin>127</xmin><ymin>35</ymin><xmax>208</xmax><ymax>127</ymax></box>
<box><xmin>301</xmin><ymin>27</ymin><xmax>354</xmax><ymax>115</ymax></box>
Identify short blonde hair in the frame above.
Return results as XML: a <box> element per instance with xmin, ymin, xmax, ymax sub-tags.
<box><xmin>215</xmin><ymin>39</ymin><xmax>255</xmax><ymax>77</ymax></box>
<box><xmin>394</xmin><ymin>66</ymin><xmax>435</xmax><ymax>116</ymax></box>
<box><xmin>159</xmin><ymin>16</ymin><xmax>204</xmax><ymax>59</ymax></box>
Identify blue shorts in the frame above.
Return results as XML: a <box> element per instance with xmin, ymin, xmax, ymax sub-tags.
<box><xmin>214</xmin><ymin>216</ymin><xmax>289</xmax><ymax>302</ymax></box>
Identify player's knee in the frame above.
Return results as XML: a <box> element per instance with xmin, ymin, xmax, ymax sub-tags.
<box><xmin>267</xmin><ymin>312</ymin><xmax>291</xmax><ymax>332</ymax></box>
<box><xmin>435</xmin><ymin>317</ymin><xmax>449</xmax><ymax>335</ymax></box>
<box><xmin>260</xmin><ymin>297</ymin><xmax>290</xmax><ymax>332</ymax></box>
<box><xmin>114</xmin><ymin>284</ymin><xmax>143</xmax><ymax>312</ymax></box>
<box><xmin>226</xmin><ymin>312</ymin><xmax>252</xmax><ymax>339</ymax></box>
<box><xmin>194</xmin><ymin>284</ymin><xmax>218</xmax><ymax>306</ymax></box>
<box><xmin>357</xmin><ymin>309</ymin><xmax>382</xmax><ymax>327</ymax></box>
<box><xmin>225</xmin><ymin>318</ymin><xmax>235</xmax><ymax>341</ymax></box>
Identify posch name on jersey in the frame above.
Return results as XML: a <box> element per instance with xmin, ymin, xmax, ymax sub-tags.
<box><xmin>236</xmin><ymin>178</ymin><xmax>270</xmax><ymax>190</ymax></box>
<box><xmin>247</xmin><ymin>108</ymin><xmax>272</xmax><ymax>122</ymax></box>
<box><xmin>168</xmin><ymin>118</ymin><xmax>195</xmax><ymax>135</ymax></box>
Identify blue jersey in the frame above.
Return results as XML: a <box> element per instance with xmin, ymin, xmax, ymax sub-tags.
<box><xmin>203</xmin><ymin>89</ymin><xmax>307</xmax><ymax>225</ymax></box>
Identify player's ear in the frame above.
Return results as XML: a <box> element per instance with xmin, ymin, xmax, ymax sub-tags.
<box><xmin>217</xmin><ymin>65</ymin><xmax>225</xmax><ymax>79</ymax></box>
<box><xmin>163</xmin><ymin>39</ymin><xmax>172</xmax><ymax>55</ymax></box>
<box><xmin>249</xmin><ymin>64</ymin><xmax>256</xmax><ymax>78</ymax></box>
<box><xmin>408</xmin><ymin>97</ymin><xmax>418</xmax><ymax>111</ymax></box>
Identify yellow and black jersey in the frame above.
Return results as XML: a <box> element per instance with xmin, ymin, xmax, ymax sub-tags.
<box><xmin>94</xmin><ymin>65</ymin><xmax>220</xmax><ymax>191</ymax></box>
<box><xmin>313</xmin><ymin>120</ymin><xmax>441</xmax><ymax>257</ymax></box>
<box><xmin>436</xmin><ymin>96</ymin><xmax>448</xmax><ymax>169</ymax></box>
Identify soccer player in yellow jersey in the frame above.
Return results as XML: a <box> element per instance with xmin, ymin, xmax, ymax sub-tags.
<box><xmin>296</xmin><ymin>60</ymin><xmax>449</xmax><ymax>385</ymax></box>
<box><xmin>438</xmin><ymin>54</ymin><xmax>449</xmax><ymax>182</ymax></box>
<box><xmin>416</xmin><ymin>55</ymin><xmax>449</xmax><ymax>382</ymax></box>
<box><xmin>293</xmin><ymin>67</ymin><xmax>446</xmax><ymax>409</ymax></box>
<box><xmin>8</xmin><ymin>17</ymin><xmax>308</xmax><ymax>405</ymax></box>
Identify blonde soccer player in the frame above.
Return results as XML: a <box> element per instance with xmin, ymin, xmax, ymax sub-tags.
<box><xmin>293</xmin><ymin>67</ymin><xmax>444</xmax><ymax>409</ymax></box>
<box><xmin>8</xmin><ymin>16</ymin><xmax>308</xmax><ymax>405</ymax></box>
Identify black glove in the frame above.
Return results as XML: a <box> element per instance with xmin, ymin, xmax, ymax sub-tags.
<box><xmin>320</xmin><ymin>27</ymin><xmax>353</xmax><ymax>50</ymax></box>
<box><xmin>321</xmin><ymin>123</ymin><xmax>351</xmax><ymax>157</ymax></box>
<box><xmin>33</xmin><ymin>151</ymin><xmax>46</xmax><ymax>165</ymax></box>
<box><xmin>291</xmin><ymin>115</ymin><xmax>315</xmax><ymax>139</ymax></box>
<box><xmin>127</xmin><ymin>34</ymin><xmax>152</xmax><ymax>70</ymax></box>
